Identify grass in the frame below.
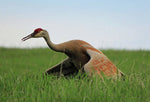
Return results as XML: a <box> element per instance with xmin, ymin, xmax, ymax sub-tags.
<box><xmin>0</xmin><ymin>48</ymin><xmax>150</xmax><ymax>102</ymax></box>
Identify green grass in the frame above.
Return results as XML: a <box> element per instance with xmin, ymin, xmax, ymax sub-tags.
<box><xmin>0</xmin><ymin>48</ymin><xmax>150</xmax><ymax>102</ymax></box>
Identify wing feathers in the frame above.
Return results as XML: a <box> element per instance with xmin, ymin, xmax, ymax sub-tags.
<box><xmin>45</xmin><ymin>58</ymin><xmax>78</xmax><ymax>76</ymax></box>
<box><xmin>84</xmin><ymin>49</ymin><xmax>124</xmax><ymax>78</ymax></box>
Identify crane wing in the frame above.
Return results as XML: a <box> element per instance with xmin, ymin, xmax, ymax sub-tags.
<box><xmin>84</xmin><ymin>49</ymin><xmax>124</xmax><ymax>78</ymax></box>
<box><xmin>45</xmin><ymin>58</ymin><xmax>78</xmax><ymax>76</ymax></box>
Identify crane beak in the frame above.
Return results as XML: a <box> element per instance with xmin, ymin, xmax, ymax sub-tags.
<box><xmin>22</xmin><ymin>33</ymin><xmax>33</xmax><ymax>41</ymax></box>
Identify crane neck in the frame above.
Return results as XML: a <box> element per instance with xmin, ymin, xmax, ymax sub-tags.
<box><xmin>43</xmin><ymin>33</ymin><xmax>64</xmax><ymax>52</ymax></box>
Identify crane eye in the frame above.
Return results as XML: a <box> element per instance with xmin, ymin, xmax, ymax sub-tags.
<box><xmin>34</xmin><ymin>30</ymin><xmax>40</xmax><ymax>34</ymax></box>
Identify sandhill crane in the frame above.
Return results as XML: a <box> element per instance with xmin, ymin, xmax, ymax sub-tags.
<box><xmin>22</xmin><ymin>28</ymin><xmax>124</xmax><ymax>79</ymax></box>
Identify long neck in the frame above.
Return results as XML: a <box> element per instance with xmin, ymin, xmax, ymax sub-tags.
<box><xmin>43</xmin><ymin>33</ymin><xmax>64</xmax><ymax>52</ymax></box>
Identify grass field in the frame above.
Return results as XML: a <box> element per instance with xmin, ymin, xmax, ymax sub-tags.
<box><xmin>0</xmin><ymin>48</ymin><xmax>150</xmax><ymax>102</ymax></box>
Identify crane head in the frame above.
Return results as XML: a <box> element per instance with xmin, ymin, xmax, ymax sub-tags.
<box><xmin>22</xmin><ymin>28</ymin><xmax>46</xmax><ymax>41</ymax></box>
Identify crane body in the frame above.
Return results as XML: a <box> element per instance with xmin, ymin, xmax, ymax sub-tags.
<box><xmin>22</xmin><ymin>28</ymin><xmax>124</xmax><ymax>78</ymax></box>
